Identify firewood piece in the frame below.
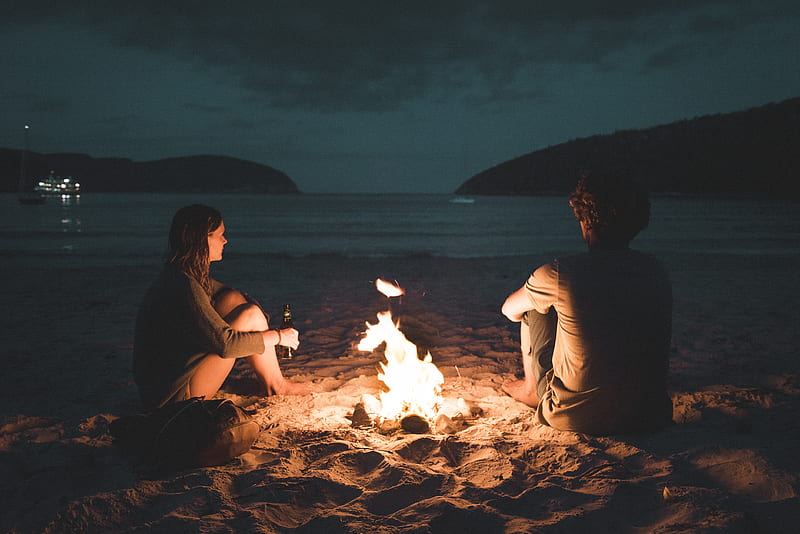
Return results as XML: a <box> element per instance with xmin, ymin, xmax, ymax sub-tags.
<box><xmin>348</xmin><ymin>403</ymin><xmax>373</xmax><ymax>428</ymax></box>
<box><xmin>400</xmin><ymin>414</ymin><xmax>430</xmax><ymax>434</ymax></box>
<box><xmin>434</xmin><ymin>413</ymin><xmax>457</xmax><ymax>434</ymax></box>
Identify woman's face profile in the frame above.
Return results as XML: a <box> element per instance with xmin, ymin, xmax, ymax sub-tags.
<box><xmin>208</xmin><ymin>221</ymin><xmax>228</xmax><ymax>262</ymax></box>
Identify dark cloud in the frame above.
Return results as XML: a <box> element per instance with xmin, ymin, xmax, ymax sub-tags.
<box><xmin>183</xmin><ymin>102</ymin><xmax>227</xmax><ymax>114</ymax></box>
<box><xmin>642</xmin><ymin>43</ymin><xmax>697</xmax><ymax>71</ymax></box>
<box><xmin>5</xmin><ymin>1</ymin><xmax>797</xmax><ymax>113</ymax></box>
<box><xmin>3</xmin><ymin>92</ymin><xmax>71</xmax><ymax>114</ymax></box>
<box><xmin>95</xmin><ymin>115</ymin><xmax>138</xmax><ymax>129</ymax></box>
<box><xmin>222</xmin><ymin>117</ymin><xmax>259</xmax><ymax>130</ymax></box>
<box><xmin>30</xmin><ymin>98</ymin><xmax>70</xmax><ymax>114</ymax></box>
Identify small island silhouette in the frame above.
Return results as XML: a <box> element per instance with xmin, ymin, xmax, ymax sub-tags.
<box><xmin>0</xmin><ymin>152</ymin><xmax>298</xmax><ymax>194</ymax></box>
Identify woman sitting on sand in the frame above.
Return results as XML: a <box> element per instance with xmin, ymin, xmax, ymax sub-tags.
<box><xmin>133</xmin><ymin>204</ymin><xmax>310</xmax><ymax>411</ymax></box>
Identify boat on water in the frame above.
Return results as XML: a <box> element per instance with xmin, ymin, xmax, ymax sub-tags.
<box><xmin>34</xmin><ymin>170</ymin><xmax>82</xmax><ymax>197</ymax></box>
<box><xmin>448</xmin><ymin>196</ymin><xmax>475</xmax><ymax>204</ymax></box>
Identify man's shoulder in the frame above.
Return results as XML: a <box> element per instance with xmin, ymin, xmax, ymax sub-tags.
<box><xmin>549</xmin><ymin>251</ymin><xmax>591</xmax><ymax>269</ymax></box>
<box><xmin>552</xmin><ymin>249</ymin><xmax>668</xmax><ymax>279</ymax></box>
<box><xmin>559</xmin><ymin>248</ymin><xmax>662</xmax><ymax>264</ymax></box>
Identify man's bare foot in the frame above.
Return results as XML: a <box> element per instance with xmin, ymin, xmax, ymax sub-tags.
<box><xmin>268</xmin><ymin>379</ymin><xmax>313</xmax><ymax>396</ymax></box>
<box><xmin>501</xmin><ymin>379</ymin><xmax>540</xmax><ymax>407</ymax></box>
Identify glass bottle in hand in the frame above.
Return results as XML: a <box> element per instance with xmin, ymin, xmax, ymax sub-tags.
<box><xmin>276</xmin><ymin>303</ymin><xmax>293</xmax><ymax>359</ymax></box>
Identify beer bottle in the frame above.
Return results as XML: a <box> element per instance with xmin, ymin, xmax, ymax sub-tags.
<box><xmin>276</xmin><ymin>303</ymin><xmax>293</xmax><ymax>359</ymax></box>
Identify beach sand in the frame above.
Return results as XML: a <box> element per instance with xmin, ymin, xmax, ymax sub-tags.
<box><xmin>1</xmin><ymin>251</ymin><xmax>798</xmax><ymax>533</ymax></box>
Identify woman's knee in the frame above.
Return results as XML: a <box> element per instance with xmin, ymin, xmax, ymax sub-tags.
<box><xmin>213</xmin><ymin>288</ymin><xmax>248</xmax><ymax>317</ymax></box>
<box><xmin>228</xmin><ymin>303</ymin><xmax>269</xmax><ymax>330</ymax></box>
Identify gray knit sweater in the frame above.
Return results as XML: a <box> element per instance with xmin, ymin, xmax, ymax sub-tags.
<box><xmin>133</xmin><ymin>263</ymin><xmax>265</xmax><ymax>410</ymax></box>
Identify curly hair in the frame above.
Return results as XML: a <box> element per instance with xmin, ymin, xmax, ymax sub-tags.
<box><xmin>568</xmin><ymin>174</ymin><xmax>650</xmax><ymax>243</ymax></box>
<box><xmin>167</xmin><ymin>204</ymin><xmax>223</xmax><ymax>295</ymax></box>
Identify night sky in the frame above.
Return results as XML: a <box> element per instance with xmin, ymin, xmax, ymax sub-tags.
<box><xmin>2</xmin><ymin>1</ymin><xmax>798</xmax><ymax>193</ymax></box>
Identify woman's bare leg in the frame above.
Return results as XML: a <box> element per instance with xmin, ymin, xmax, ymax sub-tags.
<box><xmin>186</xmin><ymin>289</ymin><xmax>249</xmax><ymax>399</ymax></box>
<box><xmin>211</xmin><ymin>288</ymin><xmax>310</xmax><ymax>395</ymax></box>
<box><xmin>188</xmin><ymin>353</ymin><xmax>237</xmax><ymax>400</ymax></box>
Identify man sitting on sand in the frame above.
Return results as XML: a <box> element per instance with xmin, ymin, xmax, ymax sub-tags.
<box><xmin>501</xmin><ymin>175</ymin><xmax>672</xmax><ymax>435</ymax></box>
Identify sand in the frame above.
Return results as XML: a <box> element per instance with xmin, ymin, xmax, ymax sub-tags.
<box><xmin>1</xmin><ymin>251</ymin><xmax>798</xmax><ymax>533</ymax></box>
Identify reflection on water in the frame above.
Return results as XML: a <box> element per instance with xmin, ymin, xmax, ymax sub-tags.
<box><xmin>55</xmin><ymin>197</ymin><xmax>83</xmax><ymax>252</ymax></box>
<box><xmin>59</xmin><ymin>216</ymin><xmax>82</xmax><ymax>233</ymax></box>
<box><xmin>59</xmin><ymin>209</ymin><xmax>81</xmax><ymax>253</ymax></box>
<box><xmin>56</xmin><ymin>194</ymin><xmax>81</xmax><ymax>207</ymax></box>
<box><xmin>3</xmin><ymin>194</ymin><xmax>85</xmax><ymax>256</ymax></box>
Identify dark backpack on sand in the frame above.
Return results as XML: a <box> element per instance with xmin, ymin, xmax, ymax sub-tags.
<box><xmin>110</xmin><ymin>397</ymin><xmax>260</xmax><ymax>470</ymax></box>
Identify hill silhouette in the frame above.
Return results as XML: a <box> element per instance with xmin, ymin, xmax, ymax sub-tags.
<box><xmin>456</xmin><ymin>97</ymin><xmax>800</xmax><ymax>197</ymax></box>
<box><xmin>0</xmin><ymin>152</ymin><xmax>299</xmax><ymax>193</ymax></box>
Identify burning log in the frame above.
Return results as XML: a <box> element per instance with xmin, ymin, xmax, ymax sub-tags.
<box><xmin>347</xmin><ymin>404</ymin><xmax>482</xmax><ymax>435</ymax></box>
<box><xmin>400</xmin><ymin>414</ymin><xmax>430</xmax><ymax>434</ymax></box>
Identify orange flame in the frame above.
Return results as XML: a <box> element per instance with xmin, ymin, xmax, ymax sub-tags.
<box><xmin>375</xmin><ymin>278</ymin><xmax>404</xmax><ymax>298</ymax></box>
<box><xmin>358</xmin><ymin>283</ymin><xmax>443</xmax><ymax>421</ymax></box>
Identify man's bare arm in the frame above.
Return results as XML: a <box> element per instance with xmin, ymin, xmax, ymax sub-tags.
<box><xmin>502</xmin><ymin>286</ymin><xmax>532</xmax><ymax>322</ymax></box>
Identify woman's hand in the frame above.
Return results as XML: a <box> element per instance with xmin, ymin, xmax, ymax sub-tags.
<box><xmin>276</xmin><ymin>328</ymin><xmax>299</xmax><ymax>349</ymax></box>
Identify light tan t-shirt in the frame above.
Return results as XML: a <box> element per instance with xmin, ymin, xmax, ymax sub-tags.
<box><xmin>525</xmin><ymin>249</ymin><xmax>672</xmax><ymax>434</ymax></box>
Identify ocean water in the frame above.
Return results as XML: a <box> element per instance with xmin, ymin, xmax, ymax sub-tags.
<box><xmin>1</xmin><ymin>193</ymin><xmax>798</xmax><ymax>265</ymax></box>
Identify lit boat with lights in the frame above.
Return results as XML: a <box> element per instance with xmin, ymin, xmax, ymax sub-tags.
<box><xmin>34</xmin><ymin>171</ymin><xmax>82</xmax><ymax>197</ymax></box>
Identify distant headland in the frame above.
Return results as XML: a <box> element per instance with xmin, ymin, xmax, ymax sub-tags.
<box><xmin>4</xmin><ymin>96</ymin><xmax>798</xmax><ymax>197</ymax></box>
<box><xmin>456</xmin><ymin>96</ymin><xmax>800</xmax><ymax>198</ymax></box>
<box><xmin>0</xmin><ymin>152</ymin><xmax>299</xmax><ymax>194</ymax></box>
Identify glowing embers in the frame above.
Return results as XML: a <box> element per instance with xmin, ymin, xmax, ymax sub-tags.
<box><xmin>356</xmin><ymin>279</ymin><xmax>446</xmax><ymax>433</ymax></box>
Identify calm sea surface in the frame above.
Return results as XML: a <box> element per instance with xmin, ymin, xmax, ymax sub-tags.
<box><xmin>1</xmin><ymin>193</ymin><xmax>798</xmax><ymax>264</ymax></box>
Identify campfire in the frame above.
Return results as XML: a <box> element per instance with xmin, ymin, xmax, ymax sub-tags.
<box><xmin>353</xmin><ymin>279</ymin><xmax>481</xmax><ymax>434</ymax></box>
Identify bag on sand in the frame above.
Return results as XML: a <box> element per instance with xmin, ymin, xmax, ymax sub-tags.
<box><xmin>110</xmin><ymin>398</ymin><xmax>260</xmax><ymax>470</ymax></box>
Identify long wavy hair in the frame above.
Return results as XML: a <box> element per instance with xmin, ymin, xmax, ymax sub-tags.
<box><xmin>167</xmin><ymin>204</ymin><xmax>223</xmax><ymax>295</ymax></box>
